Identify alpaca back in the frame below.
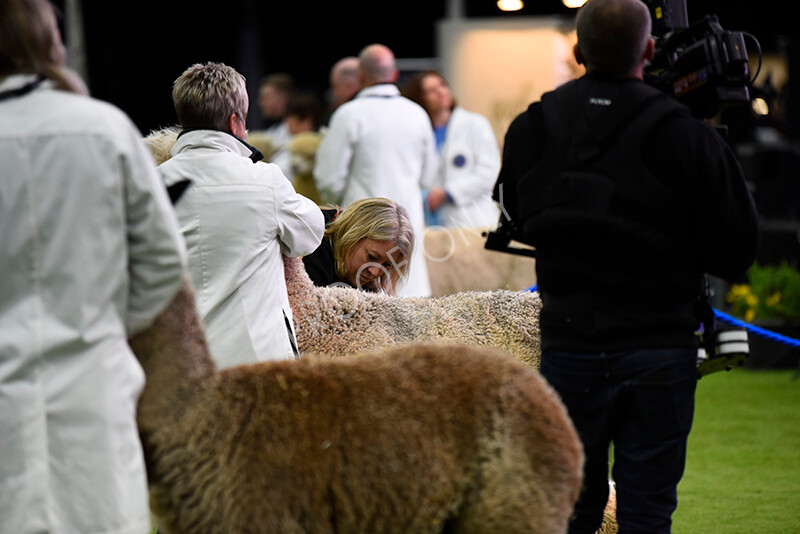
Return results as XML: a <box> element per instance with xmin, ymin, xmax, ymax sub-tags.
<box><xmin>285</xmin><ymin>255</ymin><xmax>542</xmax><ymax>368</ymax></box>
<box><xmin>424</xmin><ymin>225</ymin><xmax>536</xmax><ymax>296</ymax></box>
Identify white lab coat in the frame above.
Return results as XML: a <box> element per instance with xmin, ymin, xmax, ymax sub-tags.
<box><xmin>0</xmin><ymin>74</ymin><xmax>187</xmax><ymax>534</ymax></box>
<box><xmin>159</xmin><ymin>130</ymin><xmax>324</xmax><ymax>367</ymax></box>
<box><xmin>313</xmin><ymin>83</ymin><xmax>438</xmax><ymax>297</ymax></box>
<box><xmin>432</xmin><ymin>107</ymin><xmax>501</xmax><ymax>228</ymax></box>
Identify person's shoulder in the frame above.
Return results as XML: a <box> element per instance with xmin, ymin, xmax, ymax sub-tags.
<box><xmin>64</xmin><ymin>90</ymin><xmax>138</xmax><ymax>131</ymax></box>
<box><xmin>39</xmin><ymin>89</ymin><xmax>135</xmax><ymax>131</ymax></box>
<box><xmin>39</xmin><ymin>91</ymin><xmax>148</xmax><ymax>157</ymax></box>
<box><xmin>505</xmin><ymin>100</ymin><xmax>543</xmax><ymax>137</ymax></box>
<box><xmin>253</xmin><ymin>160</ymin><xmax>293</xmax><ymax>183</ymax></box>
<box><xmin>398</xmin><ymin>95</ymin><xmax>435</xmax><ymax>121</ymax></box>
<box><xmin>325</xmin><ymin>97</ymin><xmax>363</xmax><ymax>125</ymax></box>
<box><xmin>321</xmin><ymin>207</ymin><xmax>340</xmax><ymax>224</ymax></box>
<box><xmin>647</xmin><ymin>95</ymin><xmax>714</xmax><ymax>137</ymax></box>
<box><xmin>452</xmin><ymin>106</ymin><xmax>493</xmax><ymax>128</ymax></box>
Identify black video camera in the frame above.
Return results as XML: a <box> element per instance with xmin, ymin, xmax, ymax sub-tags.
<box><xmin>642</xmin><ymin>0</ymin><xmax>761</xmax><ymax>118</ymax></box>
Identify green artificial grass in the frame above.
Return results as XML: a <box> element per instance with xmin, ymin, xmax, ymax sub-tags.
<box><xmin>672</xmin><ymin>366</ymin><xmax>800</xmax><ymax>533</ymax></box>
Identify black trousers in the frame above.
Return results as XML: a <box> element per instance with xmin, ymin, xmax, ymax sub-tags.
<box><xmin>541</xmin><ymin>347</ymin><xmax>698</xmax><ymax>534</ymax></box>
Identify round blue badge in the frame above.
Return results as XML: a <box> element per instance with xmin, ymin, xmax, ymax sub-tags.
<box><xmin>452</xmin><ymin>154</ymin><xmax>467</xmax><ymax>168</ymax></box>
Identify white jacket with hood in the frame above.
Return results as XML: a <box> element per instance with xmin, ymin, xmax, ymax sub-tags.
<box><xmin>159</xmin><ymin>129</ymin><xmax>324</xmax><ymax>367</ymax></box>
<box><xmin>0</xmin><ymin>74</ymin><xmax>187</xmax><ymax>534</ymax></box>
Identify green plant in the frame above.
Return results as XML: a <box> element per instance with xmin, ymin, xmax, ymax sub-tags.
<box><xmin>726</xmin><ymin>261</ymin><xmax>800</xmax><ymax>322</ymax></box>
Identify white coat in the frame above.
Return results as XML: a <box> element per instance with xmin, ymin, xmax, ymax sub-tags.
<box><xmin>313</xmin><ymin>83</ymin><xmax>438</xmax><ymax>297</ymax></box>
<box><xmin>433</xmin><ymin>107</ymin><xmax>501</xmax><ymax>228</ymax></box>
<box><xmin>0</xmin><ymin>74</ymin><xmax>187</xmax><ymax>534</ymax></box>
<box><xmin>159</xmin><ymin>130</ymin><xmax>324</xmax><ymax>367</ymax></box>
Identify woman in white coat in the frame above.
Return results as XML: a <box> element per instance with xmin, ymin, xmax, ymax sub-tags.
<box><xmin>403</xmin><ymin>71</ymin><xmax>502</xmax><ymax>229</ymax></box>
<box><xmin>0</xmin><ymin>1</ymin><xmax>187</xmax><ymax>532</ymax></box>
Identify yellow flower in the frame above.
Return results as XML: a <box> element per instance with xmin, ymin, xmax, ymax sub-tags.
<box><xmin>727</xmin><ymin>284</ymin><xmax>753</xmax><ymax>302</ymax></box>
<box><xmin>726</xmin><ymin>284</ymin><xmax>758</xmax><ymax>322</ymax></box>
<box><xmin>766</xmin><ymin>291</ymin><xmax>782</xmax><ymax>308</ymax></box>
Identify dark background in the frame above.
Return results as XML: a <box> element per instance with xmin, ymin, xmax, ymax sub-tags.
<box><xmin>47</xmin><ymin>0</ymin><xmax>799</xmax><ymax>267</ymax></box>
<box><xmin>59</xmin><ymin>0</ymin><xmax>797</xmax><ymax>138</ymax></box>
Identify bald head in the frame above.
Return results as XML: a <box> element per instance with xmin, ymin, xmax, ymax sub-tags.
<box><xmin>574</xmin><ymin>0</ymin><xmax>654</xmax><ymax>78</ymax></box>
<box><xmin>330</xmin><ymin>56</ymin><xmax>360</xmax><ymax>107</ymax></box>
<box><xmin>358</xmin><ymin>44</ymin><xmax>398</xmax><ymax>86</ymax></box>
<box><xmin>331</xmin><ymin>56</ymin><xmax>359</xmax><ymax>82</ymax></box>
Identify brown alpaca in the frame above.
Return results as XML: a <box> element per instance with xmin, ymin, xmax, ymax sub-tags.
<box><xmin>129</xmin><ymin>280</ymin><xmax>583</xmax><ymax>533</ymax></box>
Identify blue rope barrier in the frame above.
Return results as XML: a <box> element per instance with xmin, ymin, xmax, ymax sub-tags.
<box><xmin>526</xmin><ymin>285</ymin><xmax>800</xmax><ymax>348</ymax></box>
<box><xmin>714</xmin><ymin>309</ymin><xmax>800</xmax><ymax>348</ymax></box>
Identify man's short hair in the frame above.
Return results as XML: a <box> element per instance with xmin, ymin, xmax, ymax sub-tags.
<box><xmin>172</xmin><ymin>62</ymin><xmax>248</xmax><ymax>131</ymax></box>
<box><xmin>286</xmin><ymin>93</ymin><xmax>322</xmax><ymax>126</ymax></box>
<box><xmin>259</xmin><ymin>73</ymin><xmax>294</xmax><ymax>94</ymax></box>
<box><xmin>576</xmin><ymin>0</ymin><xmax>652</xmax><ymax>77</ymax></box>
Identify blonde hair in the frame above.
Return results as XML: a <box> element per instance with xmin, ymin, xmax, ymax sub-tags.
<box><xmin>0</xmin><ymin>0</ymin><xmax>88</xmax><ymax>94</ymax></box>
<box><xmin>172</xmin><ymin>62</ymin><xmax>248</xmax><ymax>131</ymax></box>
<box><xmin>327</xmin><ymin>198</ymin><xmax>414</xmax><ymax>294</ymax></box>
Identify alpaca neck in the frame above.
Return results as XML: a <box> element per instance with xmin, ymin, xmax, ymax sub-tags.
<box><xmin>283</xmin><ymin>255</ymin><xmax>325</xmax><ymax>353</ymax></box>
<box><xmin>284</xmin><ymin>255</ymin><xmax>322</xmax><ymax>313</ymax></box>
<box><xmin>128</xmin><ymin>279</ymin><xmax>217</xmax><ymax>434</ymax></box>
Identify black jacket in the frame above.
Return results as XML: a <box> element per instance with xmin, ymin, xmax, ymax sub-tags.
<box><xmin>301</xmin><ymin>208</ymin><xmax>346</xmax><ymax>288</ymax></box>
<box><xmin>493</xmin><ymin>74</ymin><xmax>760</xmax><ymax>351</ymax></box>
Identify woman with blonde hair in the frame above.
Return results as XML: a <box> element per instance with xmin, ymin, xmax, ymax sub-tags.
<box><xmin>0</xmin><ymin>0</ymin><xmax>187</xmax><ymax>532</ymax></box>
<box><xmin>303</xmin><ymin>198</ymin><xmax>415</xmax><ymax>295</ymax></box>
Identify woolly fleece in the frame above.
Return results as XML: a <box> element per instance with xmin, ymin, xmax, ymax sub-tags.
<box><xmin>129</xmin><ymin>280</ymin><xmax>584</xmax><ymax>533</ymax></box>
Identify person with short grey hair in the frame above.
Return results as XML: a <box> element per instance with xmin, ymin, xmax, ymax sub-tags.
<box><xmin>160</xmin><ymin>62</ymin><xmax>324</xmax><ymax>368</ymax></box>
<box><xmin>493</xmin><ymin>0</ymin><xmax>760</xmax><ymax>532</ymax></box>
<box><xmin>329</xmin><ymin>56</ymin><xmax>360</xmax><ymax>110</ymax></box>
<box><xmin>172</xmin><ymin>62</ymin><xmax>249</xmax><ymax>133</ymax></box>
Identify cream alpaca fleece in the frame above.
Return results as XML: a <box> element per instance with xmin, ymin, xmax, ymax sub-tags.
<box><xmin>284</xmin><ymin>255</ymin><xmax>542</xmax><ymax>369</ymax></box>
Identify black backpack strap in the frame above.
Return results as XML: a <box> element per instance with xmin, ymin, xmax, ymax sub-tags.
<box><xmin>166</xmin><ymin>179</ymin><xmax>192</xmax><ymax>205</ymax></box>
<box><xmin>517</xmin><ymin>78</ymin><xmax>694</xmax><ymax>253</ymax></box>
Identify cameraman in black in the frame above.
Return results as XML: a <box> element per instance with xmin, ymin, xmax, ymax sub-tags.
<box><xmin>492</xmin><ymin>0</ymin><xmax>759</xmax><ymax>532</ymax></box>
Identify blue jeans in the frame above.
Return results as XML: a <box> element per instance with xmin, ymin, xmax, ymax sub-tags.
<box><xmin>540</xmin><ymin>347</ymin><xmax>698</xmax><ymax>534</ymax></box>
